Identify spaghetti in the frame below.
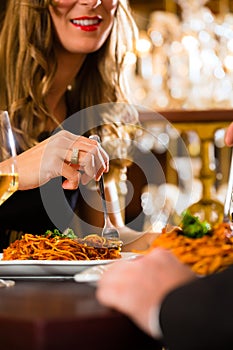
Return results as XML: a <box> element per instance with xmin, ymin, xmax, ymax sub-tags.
<box><xmin>137</xmin><ymin>222</ymin><xmax>233</xmax><ymax>276</ymax></box>
<box><xmin>2</xmin><ymin>233</ymin><xmax>122</xmax><ymax>261</ymax></box>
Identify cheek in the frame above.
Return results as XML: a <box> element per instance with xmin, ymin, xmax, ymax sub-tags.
<box><xmin>49</xmin><ymin>0</ymin><xmax>76</xmax><ymax>16</ymax></box>
<box><xmin>51</xmin><ymin>0</ymin><xmax>76</xmax><ymax>7</ymax></box>
<box><xmin>49</xmin><ymin>1</ymin><xmax>77</xmax><ymax>21</ymax></box>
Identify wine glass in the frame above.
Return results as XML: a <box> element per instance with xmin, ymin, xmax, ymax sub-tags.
<box><xmin>0</xmin><ymin>110</ymin><xmax>18</xmax><ymax>205</ymax></box>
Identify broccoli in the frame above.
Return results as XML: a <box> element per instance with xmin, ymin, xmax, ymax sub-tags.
<box><xmin>44</xmin><ymin>228</ymin><xmax>77</xmax><ymax>239</ymax></box>
<box><xmin>180</xmin><ymin>210</ymin><xmax>211</xmax><ymax>238</ymax></box>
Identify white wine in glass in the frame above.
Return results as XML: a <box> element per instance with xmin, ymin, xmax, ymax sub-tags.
<box><xmin>0</xmin><ymin>110</ymin><xmax>18</xmax><ymax>205</ymax></box>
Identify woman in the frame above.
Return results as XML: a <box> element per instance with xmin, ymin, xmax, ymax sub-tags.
<box><xmin>0</xmin><ymin>0</ymin><xmax>155</xmax><ymax>250</ymax></box>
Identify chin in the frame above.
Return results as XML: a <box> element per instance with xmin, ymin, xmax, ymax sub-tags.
<box><xmin>65</xmin><ymin>39</ymin><xmax>106</xmax><ymax>54</ymax></box>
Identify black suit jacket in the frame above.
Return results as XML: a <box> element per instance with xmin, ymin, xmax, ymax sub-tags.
<box><xmin>159</xmin><ymin>266</ymin><xmax>233</xmax><ymax>350</ymax></box>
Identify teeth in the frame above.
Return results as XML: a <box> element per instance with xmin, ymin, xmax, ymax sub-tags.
<box><xmin>71</xmin><ymin>19</ymin><xmax>99</xmax><ymax>26</ymax></box>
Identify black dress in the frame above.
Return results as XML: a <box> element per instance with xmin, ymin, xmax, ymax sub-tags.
<box><xmin>0</xmin><ymin>181</ymin><xmax>79</xmax><ymax>251</ymax></box>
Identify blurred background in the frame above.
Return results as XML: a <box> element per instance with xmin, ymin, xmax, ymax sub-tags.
<box><xmin>121</xmin><ymin>0</ymin><xmax>233</xmax><ymax>230</ymax></box>
<box><xmin>125</xmin><ymin>0</ymin><xmax>233</xmax><ymax>110</ymax></box>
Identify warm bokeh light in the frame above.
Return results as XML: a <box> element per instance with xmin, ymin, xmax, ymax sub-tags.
<box><xmin>128</xmin><ymin>0</ymin><xmax>233</xmax><ymax>110</ymax></box>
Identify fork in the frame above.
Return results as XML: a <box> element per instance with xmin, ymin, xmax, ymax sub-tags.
<box><xmin>223</xmin><ymin>148</ymin><xmax>233</xmax><ymax>225</ymax></box>
<box><xmin>89</xmin><ymin>135</ymin><xmax>120</xmax><ymax>240</ymax></box>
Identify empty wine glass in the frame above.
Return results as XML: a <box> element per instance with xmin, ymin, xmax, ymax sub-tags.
<box><xmin>0</xmin><ymin>110</ymin><xmax>18</xmax><ymax>205</ymax></box>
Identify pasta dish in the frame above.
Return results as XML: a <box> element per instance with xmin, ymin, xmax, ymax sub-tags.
<box><xmin>2</xmin><ymin>232</ymin><xmax>122</xmax><ymax>261</ymax></box>
<box><xmin>140</xmin><ymin>221</ymin><xmax>233</xmax><ymax>275</ymax></box>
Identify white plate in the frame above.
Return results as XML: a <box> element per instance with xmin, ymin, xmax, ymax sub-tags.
<box><xmin>0</xmin><ymin>252</ymin><xmax>137</xmax><ymax>278</ymax></box>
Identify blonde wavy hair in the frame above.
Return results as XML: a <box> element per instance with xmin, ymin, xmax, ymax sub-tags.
<box><xmin>0</xmin><ymin>0</ymin><xmax>138</xmax><ymax>151</ymax></box>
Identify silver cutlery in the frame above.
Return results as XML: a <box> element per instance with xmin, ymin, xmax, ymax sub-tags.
<box><xmin>89</xmin><ymin>135</ymin><xmax>120</xmax><ymax>240</ymax></box>
<box><xmin>74</xmin><ymin>265</ymin><xmax>109</xmax><ymax>283</ymax></box>
<box><xmin>0</xmin><ymin>279</ymin><xmax>15</xmax><ymax>288</ymax></box>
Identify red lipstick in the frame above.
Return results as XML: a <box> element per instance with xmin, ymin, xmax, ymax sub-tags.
<box><xmin>70</xmin><ymin>16</ymin><xmax>102</xmax><ymax>32</ymax></box>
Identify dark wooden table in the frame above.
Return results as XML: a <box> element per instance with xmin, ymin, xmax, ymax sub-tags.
<box><xmin>0</xmin><ymin>279</ymin><xmax>161</xmax><ymax>350</ymax></box>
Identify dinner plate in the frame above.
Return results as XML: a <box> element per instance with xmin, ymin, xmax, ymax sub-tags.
<box><xmin>0</xmin><ymin>252</ymin><xmax>138</xmax><ymax>278</ymax></box>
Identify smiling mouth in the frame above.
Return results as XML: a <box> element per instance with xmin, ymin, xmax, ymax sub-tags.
<box><xmin>70</xmin><ymin>17</ymin><xmax>102</xmax><ymax>29</ymax></box>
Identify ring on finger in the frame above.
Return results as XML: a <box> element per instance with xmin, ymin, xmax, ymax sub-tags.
<box><xmin>70</xmin><ymin>147</ymin><xmax>79</xmax><ymax>164</ymax></box>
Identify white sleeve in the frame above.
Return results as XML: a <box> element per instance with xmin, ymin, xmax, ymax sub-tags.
<box><xmin>148</xmin><ymin>304</ymin><xmax>163</xmax><ymax>339</ymax></box>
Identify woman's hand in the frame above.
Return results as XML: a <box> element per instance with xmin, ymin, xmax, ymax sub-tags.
<box><xmin>121</xmin><ymin>230</ymin><xmax>159</xmax><ymax>251</ymax></box>
<box><xmin>13</xmin><ymin>130</ymin><xmax>109</xmax><ymax>190</ymax></box>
